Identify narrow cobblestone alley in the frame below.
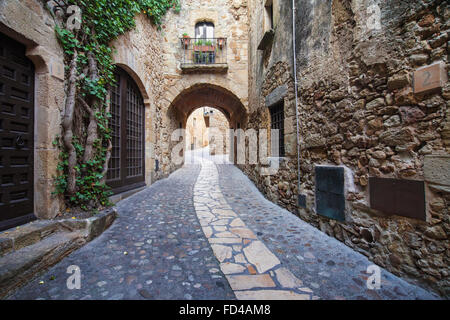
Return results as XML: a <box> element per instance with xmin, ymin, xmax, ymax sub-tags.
<box><xmin>8</xmin><ymin>151</ymin><xmax>439</xmax><ymax>300</ymax></box>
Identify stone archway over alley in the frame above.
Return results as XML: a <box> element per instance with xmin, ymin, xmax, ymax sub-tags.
<box><xmin>8</xmin><ymin>151</ymin><xmax>438</xmax><ymax>300</ymax></box>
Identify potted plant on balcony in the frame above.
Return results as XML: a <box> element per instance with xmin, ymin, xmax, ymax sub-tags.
<box><xmin>193</xmin><ymin>39</ymin><xmax>215</xmax><ymax>52</ymax></box>
<box><xmin>181</xmin><ymin>33</ymin><xmax>191</xmax><ymax>49</ymax></box>
<box><xmin>217</xmin><ymin>37</ymin><xmax>226</xmax><ymax>49</ymax></box>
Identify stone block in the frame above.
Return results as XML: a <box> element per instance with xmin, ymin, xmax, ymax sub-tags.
<box><xmin>413</xmin><ymin>61</ymin><xmax>447</xmax><ymax>94</ymax></box>
<box><xmin>86</xmin><ymin>208</ymin><xmax>118</xmax><ymax>241</ymax></box>
<box><xmin>226</xmin><ymin>274</ymin><xmax>276</xmax><ymax>290</ymax></box>
<box><xmin>0</xmin><ymin>238</ymin><xmax>13</xmax><ymax>257</ymax></box>
<box><xmin>304</xmin><ymin>133</ymin><xmax>326</xmax><ymax>149</ymax></box>
<box><xmin>424</xmin><ymin>155</ymin><xmax>450</xmax><ymax>188</ymax></box>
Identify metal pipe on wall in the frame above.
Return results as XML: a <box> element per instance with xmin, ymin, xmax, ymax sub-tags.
<box><xmin>292</xmin><ymin>0</ymin><xmax>306</xmax><ymax>207</ymax></box>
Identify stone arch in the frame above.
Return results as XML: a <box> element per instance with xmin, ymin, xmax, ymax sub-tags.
<box><xmin>186</xmin><ymin>106</ymin><xmax>231</xmax><ymax>126</ymax></box>
<box><xmin>194</xmin><ymin>17</ymin><xmax>216</xmax><ymax>25</ymax></box>
<box><xmin>164</xmin><ymin>83</ymin><xmax>247</xmax><ymax>167</ymax></box>
<box><xmin>112</xmin><ymin>52</ymin><xmax>150</xmax><ymax>103</ymax></box>
<box><xmin>168</xmin><ymin>83</ymin><xmax>247</xmax><ymax>129</ymax></box>
<box><xmin>114</xmin><ymin>63</ymin><xmax>150</xmax><ymax>102</ymax></box>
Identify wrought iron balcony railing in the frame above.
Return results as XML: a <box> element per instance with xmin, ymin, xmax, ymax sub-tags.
<box><xmin>180</xmin><ymin>37</ymin><xmax>228</xmax><ymax>73</ymax></box>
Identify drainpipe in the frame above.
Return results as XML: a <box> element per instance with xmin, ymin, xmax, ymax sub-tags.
<box><xmin>292</xmin><ymin>0</ymin><xmax>306</xmax><ymax>207</ymax></box>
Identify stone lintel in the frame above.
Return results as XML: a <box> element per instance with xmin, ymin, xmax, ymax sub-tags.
<box><xmin>265</xmin><ymin>84</ymin><xmax>288</xmax><ymax>108</ymax></box>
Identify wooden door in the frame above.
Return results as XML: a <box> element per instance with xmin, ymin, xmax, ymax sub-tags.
<box><xmin>0</xmin><ymin>33</ymin><xmax>35</xmax><ymax>231</ymax></box>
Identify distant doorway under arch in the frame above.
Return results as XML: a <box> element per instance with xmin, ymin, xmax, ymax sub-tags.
<box><xmin>186</xmin><ymin>107</ymin><xmax>230</xmax><ymax>155</ymax></box>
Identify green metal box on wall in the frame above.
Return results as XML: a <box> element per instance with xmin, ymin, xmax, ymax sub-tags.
<box><xmin>315</xmin><ymin>166</ymin><xmax>345</xmax><ymax>221</ymax></box>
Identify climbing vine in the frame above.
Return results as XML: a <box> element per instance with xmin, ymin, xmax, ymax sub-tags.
<box><xmin>45</xmin><ymin>0</ymin><xmax>179</xmax><ymax>211</ymax></box>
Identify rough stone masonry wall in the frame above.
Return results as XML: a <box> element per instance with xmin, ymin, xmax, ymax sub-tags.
<box><xmin>245</xmin><ymin>0</ymin><xmax>449</xmax><ymax>297</ymax></box>
<box><xmin>243</xmin><ymin>61</ymin><xmax>299</xmax><ymax>212</ymax></box>
<box><xmin>242</xmin><ymin>0</ymin><xmax>300</xmax><ymax>212</ymax></box>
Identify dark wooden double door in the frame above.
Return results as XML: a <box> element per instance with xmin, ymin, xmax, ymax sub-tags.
<box><xmin>107</xmin><ymin>67</ymin><xmax>145</xmax><ymax>194</ymax></box>
<box><xmin>0</xmin><ymin>33</ymin><xmax>35</xmax><ymax>231</ymax></box>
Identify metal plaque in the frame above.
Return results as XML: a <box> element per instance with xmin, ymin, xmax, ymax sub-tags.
<box><xmin>315</xmin><ymin>166</ymin><xmax>345</xmax><ymax>221</ymax></box>
<box><xmin>369</xmin><ymin>177</ymin><xmax>426</xmax><ymax>221</ymax></box>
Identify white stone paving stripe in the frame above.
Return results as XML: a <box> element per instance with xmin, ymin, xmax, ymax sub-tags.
<box><xmin>192</xmin><ymin>157</ymin><xmax>319</xmax><ymax>300</ymax></box>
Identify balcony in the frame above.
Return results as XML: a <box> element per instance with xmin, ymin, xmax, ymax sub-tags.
<box><xmin>180</xmin><ymin>37</ymin><xmax>228</xmax><ymax>74</ymax></box>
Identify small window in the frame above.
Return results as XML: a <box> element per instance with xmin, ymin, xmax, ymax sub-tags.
<box><xmin>195</xmin><ymin>22</ymin><xmax>214</xmax><ymax>39</ymax></box>
<box><xmin>269</xmin><ymin>101</ymin><xmax>284</xmax><ymax>157</ymax></box>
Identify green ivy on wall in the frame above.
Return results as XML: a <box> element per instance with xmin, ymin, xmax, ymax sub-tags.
<box><xmin>45</xmin><ymin>0</ymin><xmax>179</xmax><ymax>212</ymax></box>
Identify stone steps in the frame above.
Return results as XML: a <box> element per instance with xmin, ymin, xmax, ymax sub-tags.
<box><xmin>0</xmin><ymin>208</ymin><xmax>117</xmax><ymax>299</ymax></box>
<box><xmin>0</xmin><ymin>220</ymin><xmax>62</xmax><ymax>258</ymax></box>
<box><xmin>0</xmin><ymin>231</ymin><xmax>85</xmax><ymax>299</ymax></box>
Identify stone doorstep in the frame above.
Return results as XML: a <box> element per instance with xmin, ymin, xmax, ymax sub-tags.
<box><xmin>0</xmin><ymin>220</ymin><xmax>61</xmax><ymax>257</ymax></box>
<box><xmin>0</xmin><ymin>232</ymin><xmax>84</xmax><ymax>299</ymax></box>
<box><xmin>0</xmin><ymin>208</ymin><xmax>118</xmax><ymax>299</ymax></box>
<box><xmin>109</xmin><ymin>186</ymin><xmax>146</xmax><ymax>204</ymax></box>
<box><xmin>0</xmin><ymin>208</ymin><xmax>117</xmax><ymax>257</ymax></box>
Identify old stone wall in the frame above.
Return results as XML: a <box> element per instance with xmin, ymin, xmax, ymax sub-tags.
<box><xmin>245</xmin><ymin>0</ymin><xmax>449</xmax><ymax>297</ymax></box>
<box><xmin>186</xmin><ymin>108</ymin><xmax>208</xmax><ymax>149</ymax></box>
<box><xmin>157</xmin><ymin>0</ymin><xmax>249</xmax><ymax>174</ymax></box>
<box><xmin>208</xmin><ymin>108</ymin><xmax>230</xmax><ymax>155</ymax></box>
<box><xmin>0</xmin><ymin>0</ymin><xmax>65</xmax><ymax>219</ymax></box>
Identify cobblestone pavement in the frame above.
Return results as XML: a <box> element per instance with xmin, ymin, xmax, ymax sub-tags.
<box><xmin>194</xmin><ymin>158</ymin><xmax>317</xmax><ymax>299</ymax></box>
<box><xmin>216</xmin><ymin>162</ymin><xmax>440</xmax><ymax>300</ymax></box>
<box><xmin>9</xmin><ymin>149</ymin><xmax>439</xmax><ymax>300</ymax></box>
<box><xmin>9</xmin><ymin>164</ymin><xmax>235</xmax><ymax>300</ymax></box>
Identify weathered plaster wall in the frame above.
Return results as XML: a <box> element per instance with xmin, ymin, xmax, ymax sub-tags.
<box><xmin>0</xmin><ymin>0</ymin><xmax>65</xmax><ymax>219</ymax></box>
<box><xmin>245</xmin><ymin>0</ymin><xmax>450</xmax><ymax>297</ymax></box>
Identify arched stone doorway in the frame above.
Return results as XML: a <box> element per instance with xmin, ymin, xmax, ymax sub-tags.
<box><xmin>170</xmin><ymin>83</ymin><xmax>247</xmax><ymax>130</ymax></box>
<box><xmin>106</xmin><ymin>66</ymin><xmax>146</xmax><ymax>194</ymax></box>
<box><xmin>168</xmin><ymin>83</ymin><xmax>247</xmax><ymax>165</ymax></box>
